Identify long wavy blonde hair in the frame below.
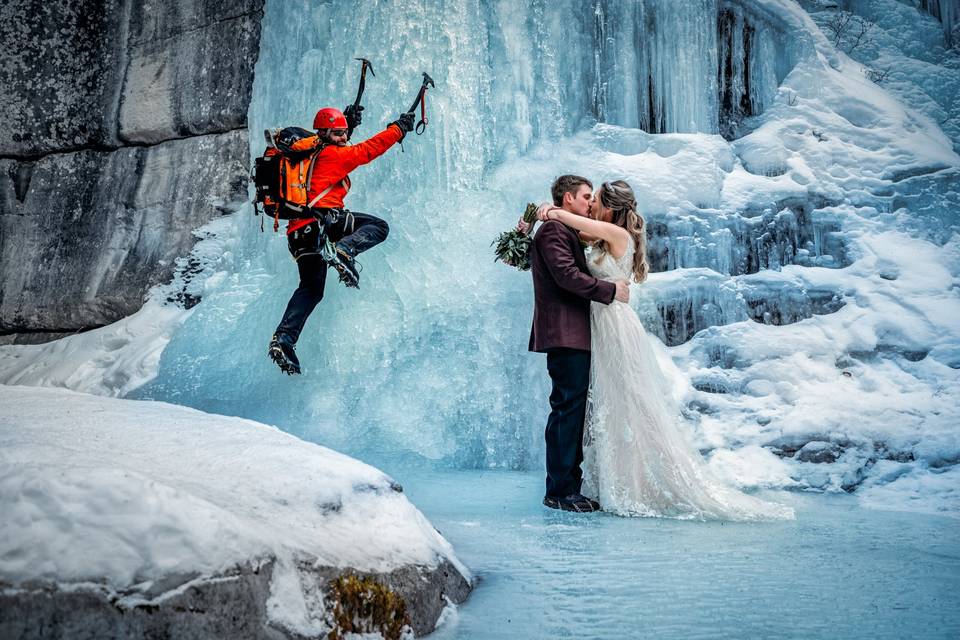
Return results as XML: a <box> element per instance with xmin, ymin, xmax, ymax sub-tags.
<box><xmin>593</xmin><ymin>180</ymin><xmax>649</xmax><ymax>283</ymax></box>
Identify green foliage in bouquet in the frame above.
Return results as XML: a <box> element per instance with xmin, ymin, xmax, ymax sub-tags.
<box><xmin>493</xmin><ymin>202</ymin><xmax>539</xmax><ymax>271</ymax></box>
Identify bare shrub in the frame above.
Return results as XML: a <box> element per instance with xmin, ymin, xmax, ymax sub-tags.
<box><xmin>824</xmin><ymin>11</ymin><xmax>875</xmax><ymax>53</ymax></box>
<box><xmin>863</xmin><ymin>66</ymin><xmax>891</xmax><ymax>84</ymax></box>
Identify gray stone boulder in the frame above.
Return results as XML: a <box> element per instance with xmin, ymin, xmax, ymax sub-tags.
<box><xmin>0</xmin><ymin>0</ymin><xmax>263</xmax><ymax>342</ymax></box>
<box><xmin>0</xmin><ymin>130</ymin><xmax>248</xmax><ymax>338</ymax></box>
<box><xmin>1</xmin><ymin>558</ymin><xmax>471</xmax><ymax>639</ymax></box>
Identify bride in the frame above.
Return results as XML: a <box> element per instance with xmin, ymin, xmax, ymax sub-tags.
<box><xmin>538</xmin><ymin>180</ymin><xmax>793</xmax><ymax>521</ymax></box>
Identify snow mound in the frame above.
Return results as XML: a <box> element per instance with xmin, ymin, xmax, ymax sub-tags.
<box><xmin>0</xmin><ymin>384</ymin><xmax>469</xmax><ymax>634</ymax></box>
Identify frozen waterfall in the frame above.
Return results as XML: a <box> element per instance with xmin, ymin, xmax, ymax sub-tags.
<box><xmin>917</xmin><ymin>0</ymin><xmax>960</xmax><ymax>45</ymax></box>
<box><xmin>131</xmin><ymin>0</ymin><xmax>959</xmax><ymax>498</ymax></box>
<box><xmin>135</xmin><ymin>0</ymin><xmax>803</xmax><ymax>469</ymax></box>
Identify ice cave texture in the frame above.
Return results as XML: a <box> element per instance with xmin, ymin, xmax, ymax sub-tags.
<box><xmin>3</xmin><ymin>0</ymin><xmax>958</xmax><ymax>517</ymax></box>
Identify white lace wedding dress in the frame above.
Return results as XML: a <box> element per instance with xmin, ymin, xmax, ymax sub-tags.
<box><xmin>581</xmin><ymin>240</ymin><xmax>794</xmax><ymax>521</ymax></box>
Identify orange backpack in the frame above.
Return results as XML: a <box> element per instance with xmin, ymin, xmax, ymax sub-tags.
<box><xmin>252</xmin><ymin>127</ymin><xmax>327</xmax><ymax>231</ymax></box>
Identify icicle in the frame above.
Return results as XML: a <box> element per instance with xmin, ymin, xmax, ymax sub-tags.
<box><xmin>635</xmin><ymin>271</ymin><xmax>748</xmax><ymax>346</ymax></box>
<box><xmin>730</xmin><ymin>7</ymin><xmax>746</xmax><ymax>118</ymax></box>
<box><xmin>918</xmin><ymin>0</ymin><xmax>959</xmax><ymax>47</ymax></box>
<box><xmin>592</xmin><ymin>0</ymin><xmax>606</xmax><ymax>123</ymax></box>
<box><xmin>649</xmin><ymin>0</ymin><xmax>720</xmax><ymax>133</ymax></box>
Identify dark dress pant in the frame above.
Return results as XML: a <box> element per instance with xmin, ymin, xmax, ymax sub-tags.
<box><xmin>274</xmin><ymin>211</ymin><xmax>389</xmax><ymax>344</ymax></box>
<box><xmin>544</xmin><ymin>347</ymin><xmax>591</xmax><ymax>498</ymax></box>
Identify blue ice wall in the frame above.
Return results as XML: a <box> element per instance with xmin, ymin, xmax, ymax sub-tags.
<box><xmin>136</xmin><ymin>0</ymin><xmax>797</xmax><ymax>470</ymax></box>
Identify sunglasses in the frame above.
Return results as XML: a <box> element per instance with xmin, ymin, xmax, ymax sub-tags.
<box><xmin>327</xmin><ymin>129</ymin><xmax>348</xmax><ymax>137</ymax></box>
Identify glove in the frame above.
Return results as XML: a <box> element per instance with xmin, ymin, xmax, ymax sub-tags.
<box><xmin>392</xmin><ymin>112</ymin><xmax>415</xmax><ymax>137</ymax></box>
<box><xmin>343</xmin><ymin>104</ymin><xmax>363</xmax><ymax>139</ymax></box>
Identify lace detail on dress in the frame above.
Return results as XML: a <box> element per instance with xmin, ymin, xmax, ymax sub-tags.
<box><xmin>582</xmin><ymin>239</ymin><xmax>793</xmax><ymax>521</ymax></box>
<box><xmin>584</xmin><ymin>242</ymin><xmax>635</xmax><ymax>282</ymax></box>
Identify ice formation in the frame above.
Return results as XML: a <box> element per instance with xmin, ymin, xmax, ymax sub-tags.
<box><xmin>916</xmin><ymin>0</ymin><xmax>959</xmax><ymax>46</ymax></box>
<box><xmin>2</xmin><ymin>0</ymin><xmax>958</xmax><ymax>517</ymax></box>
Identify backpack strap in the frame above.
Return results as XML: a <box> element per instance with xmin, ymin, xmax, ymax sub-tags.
<box><xmin>307</xmin><ymin>179</ymin><xmax>349</xmax><ymax>208</ymax></box>
<box><xmin>303</xmin><ymin>142</ymin><xmax>345</xmax><ymax>208</ymax></box>
<box><xmin>304</xmin><ymin>143</ymin><xmax>325</xmax><ymax>188</ymax></box>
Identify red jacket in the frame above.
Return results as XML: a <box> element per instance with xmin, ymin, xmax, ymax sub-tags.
<box><xmin>287</xmin><ymin>124</ymin><xmax>404</xmax><ymax>234</ymax></box>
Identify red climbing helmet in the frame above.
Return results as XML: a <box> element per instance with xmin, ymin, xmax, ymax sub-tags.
<box><xmin>313</xmin><ymin>107</ymin><xmax>348</xmax><ymax>130</ymax></box>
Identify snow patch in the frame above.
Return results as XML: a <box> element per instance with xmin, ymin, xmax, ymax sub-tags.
<box><xmin>0</xmin><ymin>214</ymin><xmax>241</xmax><ymax>398</ymax></box>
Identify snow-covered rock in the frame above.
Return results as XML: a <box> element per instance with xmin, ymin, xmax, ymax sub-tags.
<box><xmin>0</xmin><ymin>385</ymin><xmax>471</xmax><ymax>638</ymax></box>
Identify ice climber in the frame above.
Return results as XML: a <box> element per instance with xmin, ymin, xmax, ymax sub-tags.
<box><xmin>268</xmin><ymin>106</ymin><xmax>415</xmax><ymax>375</ymax></box>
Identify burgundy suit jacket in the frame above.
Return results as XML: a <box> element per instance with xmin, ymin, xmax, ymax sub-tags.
<box><xmin>528</xmin><ymin>220</ymin><xmax>616</xmax><ymax>353</ymax></box>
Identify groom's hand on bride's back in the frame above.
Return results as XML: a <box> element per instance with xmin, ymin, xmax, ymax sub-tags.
<box><xmin>615</xmin><ymin>279</ymin><xmax>630</xmax><ymax>303</ymax></box>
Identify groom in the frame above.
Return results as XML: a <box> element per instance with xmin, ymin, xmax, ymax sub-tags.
<box><xmin>530</xmin><ymin>175</ymin><xmax>630</xmax><ymax>512</ymax></box>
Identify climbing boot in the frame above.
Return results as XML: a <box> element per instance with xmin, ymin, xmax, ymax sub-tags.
<box><xmin>268</xmin><ymin>334</ymin><xmax>301</xmax><ymax>375</ymax></box>
<box><xmin>328</xmin><ymin>245</ymin><xmax>360</xmax><ymax>289</ymax></box>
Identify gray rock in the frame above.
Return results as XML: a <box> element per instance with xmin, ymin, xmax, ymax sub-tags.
<box><xmin>0</xmin><ymin>130</ymin><xmax>249</xmax><ymax>334</ymax></box>
<box><xmin>0</xmin><ymin>0</ymin><xmax>126</xmax><ymax>156</ymax></box>
<box><xmin>130</xmin><ymin>0</ymin><xmax>265</xmax><ymax>43</ymax></box>
<box><xmin>120</xmin><ymin>2</ymin><xmax>264</xmax><ymax>144</ymax></box>
<box><xmin>0</xmin><ymin>332</ymin><xmax>80</xmax><ymax>346</ymax></box>
<box><xmin>0</xmin><ymin>0</ymin><xmax>263</xmax><ymax>157</ymax></box>
<box><xmin>0</xmin><ymin>0</ymin><xmax>263</xmax><ymax>340</ymax></box>
<box><xmin>796</xmin><ymin>440</ymin><xmax>841</xmax><ymax>464</ymax></box>
<box><xmin>0</xmin><ymin>557</ymin><xmax>471</xmax><ymax>639</ymax></box>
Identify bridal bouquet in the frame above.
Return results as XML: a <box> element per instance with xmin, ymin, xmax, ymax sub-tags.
<box><xmin>492</xmin><ymin>202</ymin><xmax>539</xmax><ymax>271</ymax></box>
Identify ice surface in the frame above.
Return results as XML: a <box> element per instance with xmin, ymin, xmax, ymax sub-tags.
<box><xmin>406</xmin><ymin>468</ymin><xmax>960</xmax><ymax>638</ymax></box>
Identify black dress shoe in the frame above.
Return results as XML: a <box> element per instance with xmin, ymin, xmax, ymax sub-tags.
<box><xmin>543</xmin><ymin>496</ymin><xmax>561</xmax><ymax>510</ymax></box>
<box><xmin>543</xmin><ymin>494</ymin><xmax>600</xmax><ymax>513</ymax></box>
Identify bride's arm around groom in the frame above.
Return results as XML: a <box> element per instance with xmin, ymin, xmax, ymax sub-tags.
<box><xmin>528</xmin><ymin>210</ymin><xmax>629</xmax><ymax>354</ymax></box>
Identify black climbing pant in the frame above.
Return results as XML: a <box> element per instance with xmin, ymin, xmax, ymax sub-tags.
<box><xmin>274</xmin><ymin>210</ymin><xmax>389</xmax><ymax>344</ymax></box>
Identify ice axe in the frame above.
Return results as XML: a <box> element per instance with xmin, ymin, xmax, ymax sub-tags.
<box><xmin>351</xmin><ymin>57</ymin><xmax>375</xmax><ymax>114</ymax></box>
<box><xmin>405</xmin><ymin>72</ymin><xmax>435</xmax><ymax>135</ymax></box>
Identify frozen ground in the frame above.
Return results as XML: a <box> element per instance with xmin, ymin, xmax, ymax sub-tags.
<box><xmin>404</xmin><ymin>468</ymin><xmax>960</xmax><ymax>640</ymax></box>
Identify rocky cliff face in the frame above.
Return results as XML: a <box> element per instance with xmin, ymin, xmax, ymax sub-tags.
<box><xmin>0</xmin><ymin>0</ymin><xmax>263</xmax><ymax>343</ymax></box>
